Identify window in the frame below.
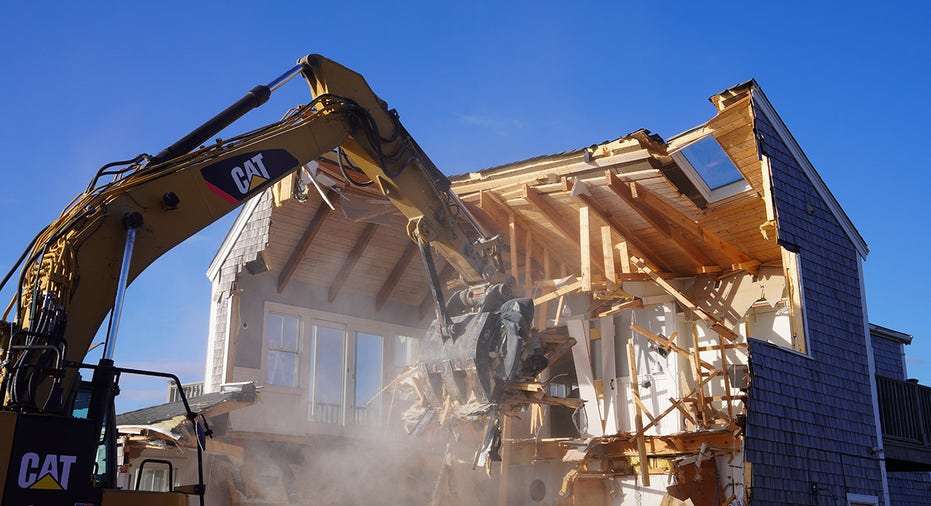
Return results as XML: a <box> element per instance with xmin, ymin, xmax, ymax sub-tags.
<box><xmin>266</xmin><ymin>313</ymin><xmax>301</xmax><ymax>387</ymax></box>
<box><xmin>310</xmin><ymin>323</ymin><xmax>346</xmax><ymax>424</ymax></box>
<box><xmin>136</xmin><ymin>465</ymin><xmax>177</xmax><ymax>492</ymax></box>
<box><xmin>353</xmin><ymin>332</ymin><xmax>383</xmax><ymax>425</ymax></box>
<box><xmin>669</xmin><ymin>127</ymin><xmax>750</xmax><ymax>203</ymax></box>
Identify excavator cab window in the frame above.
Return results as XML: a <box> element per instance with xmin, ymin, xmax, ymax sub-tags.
<box><xmin>73</xmin><ymin>380</ymin><xmax>117</xmax><ymax>487</ymax></box>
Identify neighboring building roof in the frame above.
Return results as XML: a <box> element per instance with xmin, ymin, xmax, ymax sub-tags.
<box><xmin>117</xmin><ymin>382</ymin><xmax>257</xmax><ymax>447</ymax></box>
<box><xmin>870</xmin><ymin>323</ymin><xmax>914</xmax><ymax>345</ymax></box>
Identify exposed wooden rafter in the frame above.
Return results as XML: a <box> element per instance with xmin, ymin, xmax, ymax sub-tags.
<box><xmin>522</xmin><ymin>185</ymin><xmax>605</xmax><ymax>276</ymax></box>
<box><xmin>479</xmin><ymin>190</ymin><xmax>578</xmax><ymax>276</ymax></box>
<box><xmin>602</xmin><ymin>173</ymin><xmax>719</xmax><ymax>271</ymax></box>
<box><xmin>277</xmin><ymin>190</ymin><xmax>336</xmax><ymax>293</ymax></box>
<box><xmin>573</xmin><ymin>190</ymin><xmax>670</xmax><ymax>273</ymax></box>
<box><xmin>327</xmin><ymin>222</ymin><xmax>378</xmax><ymax>302</ymax></box>
<box><xmin>375</xmin><ymin>241</ymin><xmax>418</xmax><ymax>311</ymax></box>
<box><xmin>620</xmin><ymin>175</ymin><xmax>759</xmax><ymax>272</ymax></box>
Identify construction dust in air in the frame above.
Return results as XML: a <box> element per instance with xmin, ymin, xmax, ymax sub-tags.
<box><xmin>200</xmin><ymin>394</ymin><xmax>500</xmax><ymax>506</ymax></box>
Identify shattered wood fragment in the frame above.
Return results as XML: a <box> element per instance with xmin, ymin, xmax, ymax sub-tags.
<box><xmin>533</xmin><ymin>280</ymin><xmax>583</xmax><ymax>306</ymax></box>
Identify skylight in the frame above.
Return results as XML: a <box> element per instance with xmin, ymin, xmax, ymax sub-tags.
<box><xmin>669</xmin><ymin>127</ymin><xmax>750</xmax><ymax>203</ymax></box>
<box><xmin>679</xmin><ymin>136</ymin><xmax>743</xmax><ymax>190</ymax></box>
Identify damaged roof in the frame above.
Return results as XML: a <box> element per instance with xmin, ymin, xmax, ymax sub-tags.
<box><xmin>446</xmin><ymin>80</ymin><xmax>867</xmax><ymax>286</ymax></box>
<box><xmin>117</xmin><ymin>382</ymin><xmax>257</xmax><ymax>446</ymax></box>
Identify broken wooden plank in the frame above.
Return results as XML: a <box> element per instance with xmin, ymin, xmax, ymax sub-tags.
<box><xmin>533</xmin><ymin>280</ymin><xmax>583</xmax><ymax>306</ymax></box>
<box><xmin>630</xmin><ymin>323</ymin><xmax>716</xmax><ymax>372</ymax></box>
<box><xmin>597</xmin><ymin>299</ymin><xmax>643</xmax><ymax>318</ymax></box>
<box><xmin>601</xmin><ymin>226</ymin><xmax>616</xmax><ymax>290</ymax></box>
<box><xmin>616</xmin><ymin>241</ymin><xmax>631</xmax><ymax>274</ymax></box>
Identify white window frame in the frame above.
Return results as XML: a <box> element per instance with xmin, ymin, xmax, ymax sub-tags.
<box><xmin>669</xmin><ymin>126</ymin><xmax>751</xmax><ymax>203</ymax></box>
<box><xmin>308</xmin><ymin>319</ymin><xmax>348</xmax><ymax>425</ymax></box>
<box><xmin>263</xmin><ymin>311</ymin><xmax>303</xmax><ymax>388</ymax></box>
<box><xmin>263</xmin><ymin>301</ymin><xmax>423</xmax><ymax>428</ymax></box>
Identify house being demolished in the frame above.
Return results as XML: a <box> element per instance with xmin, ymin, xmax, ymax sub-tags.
<box><xmin>120</xmin><ymin>80</ymin><xmax>931</xmax><ymax>505</ymax></box>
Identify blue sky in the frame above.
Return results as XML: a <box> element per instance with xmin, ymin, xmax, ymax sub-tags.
<box><xmin>2</xmin><ymin>2</ymin><xmax>929</xmax><ymax>412</ymax></box>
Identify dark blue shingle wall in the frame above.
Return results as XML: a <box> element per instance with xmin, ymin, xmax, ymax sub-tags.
<box><xmin>745</xmin><ymin>100</ymin><xmax>885</xmax><ymax>504</ymax></box>
<box><xmin>872</xmin><ymin>336</ymin><xmax>906</xmax><ymax>380</ymax></box>
<box><xmin>887</xmin><ymin>472</ymin><xmax>931</xmax><ymax>505</ymax></box>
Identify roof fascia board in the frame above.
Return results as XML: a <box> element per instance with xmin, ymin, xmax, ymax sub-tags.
<box><xmin>748</xmin><ymin>83</ymin><xmax>869</xmax><ymax>258</ymax></box>
<box><xmin>869</xmin><ymin>323</ymin><xmax>914</xmax><ymax>345</ymax></box>
<box><xmin>205</xmin><ymin>193</ymin><xmax>263</xmax><ymax>281</ymax></box>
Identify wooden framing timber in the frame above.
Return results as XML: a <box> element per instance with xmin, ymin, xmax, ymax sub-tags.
<box><xmin>478</xmin><ymin>190</ymin><xmax>577</xmax><ymax>278</ymax></box>
<box><xmin>630</xmin><ymin>256</ymin><xmax>741</xmax><ymax>342</ymax></box>
<box><xmin>630</xmin><ymin>323</ymin><xmax>716</xmax><ymax>372</ymax></box>
<box><xmin>571</xmin><ymin>188</ymin><xmax>670</xmax><ymax>273</ymax></box>
<box><xmin>627</xmin><ymin>340</ymin><xmax>650</xmax><ymax>486</ymax></box>
<box><xmin>522</xmin><ymin>185</ymin><xmax>606</xmax><ymax>276</ymax></box>
<box><xmin>623</xmin><ymin>175</ymin><xmax>759</xmax><ymax>271</ymax></box>
<box><xmin>603</xmin><ymin>172</ymin><xmax>719</xmax><ymax>271</ymax></box>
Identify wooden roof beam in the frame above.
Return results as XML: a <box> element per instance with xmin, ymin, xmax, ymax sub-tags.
<box><xmin>464</xmin><ymin>198</ymin><xmax>545</xmax><ymax>282</ymax></box>
<box><xmin>480</xmin><ymin>190</ymin><xmax>580</xmax><ymax>277</ymax></box>
<box><xmin>277</xmin><ymin>191</ymin><xmax>335</xmax><ymax>293</ymax></box>
<box><xmin>327</xmin><ymin>222</ymin><xmax>378</xmax><ymax>302</ymax></box>
<box><xmin>621</xmin><ymin>176</ymin><xmax>759</xmax><ymax>272</ymax></box>
<box><xmin>375</xmin><ymin>241</ymin><xmax>418</xmax><ymax>311</ymax></box>
<box><xmin>522</xmin><ymin>185</ymin><xmax>605</xmax><ymax>276</ymax></box>
<box><xmin>601</xmin><ymin>175</ymin><xmax>719</xmax><ymax>271</ymax></box>
<box><xmin>570</xmin><ymin>189</ymin><xmax>671</xmax><ymax>274</ymax></box>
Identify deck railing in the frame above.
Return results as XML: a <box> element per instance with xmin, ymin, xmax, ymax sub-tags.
<box><xmin>876</xmin><ymin>376</ymin><xmax>931</xmax><ymax>446</ymax></box>
<box><xmin>166</xmin><ymin>381</ymin><xmax>204</xmax><ymax>403</ymax></box>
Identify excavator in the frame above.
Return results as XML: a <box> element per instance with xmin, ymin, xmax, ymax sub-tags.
<box><xmin>0</xmin><ymin>54</ymin><xmax>549</xmax><ymax>505</ymax></box>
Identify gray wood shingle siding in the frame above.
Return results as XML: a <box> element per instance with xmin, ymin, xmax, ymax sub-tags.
<box><xmin>887</xmin><ymin>472</ymin><xmax>931</xmax><ymax>505</ymax></box>
<box><xmin>872</xmin><ymin>336</ymin><xmax>906</xmax><ymax>381</ymax></box>
<box><xmin>212</xmin><ymin>192</ymin><xmax>273</xmax><ymax>379</ymax></box>
<box><xmin>744</xmin><ymin>101</ymin><xmax>885</xmax><ymax>504</ymax></box>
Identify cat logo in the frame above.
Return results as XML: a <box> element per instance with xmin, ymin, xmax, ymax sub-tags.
<box><xmin>200</xmin><ymin>149</ymin><xmax>298</xmax><ymax>204</ymax></box>
<box><xmin>17</xmin><ymin>452</ymin><xmax>77</xmax><ymax>491</ymax></box>
<box><xmin>230</xmin><ymin>153</ymin><xmax>271</xmax><ymax>194</ymax></box>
